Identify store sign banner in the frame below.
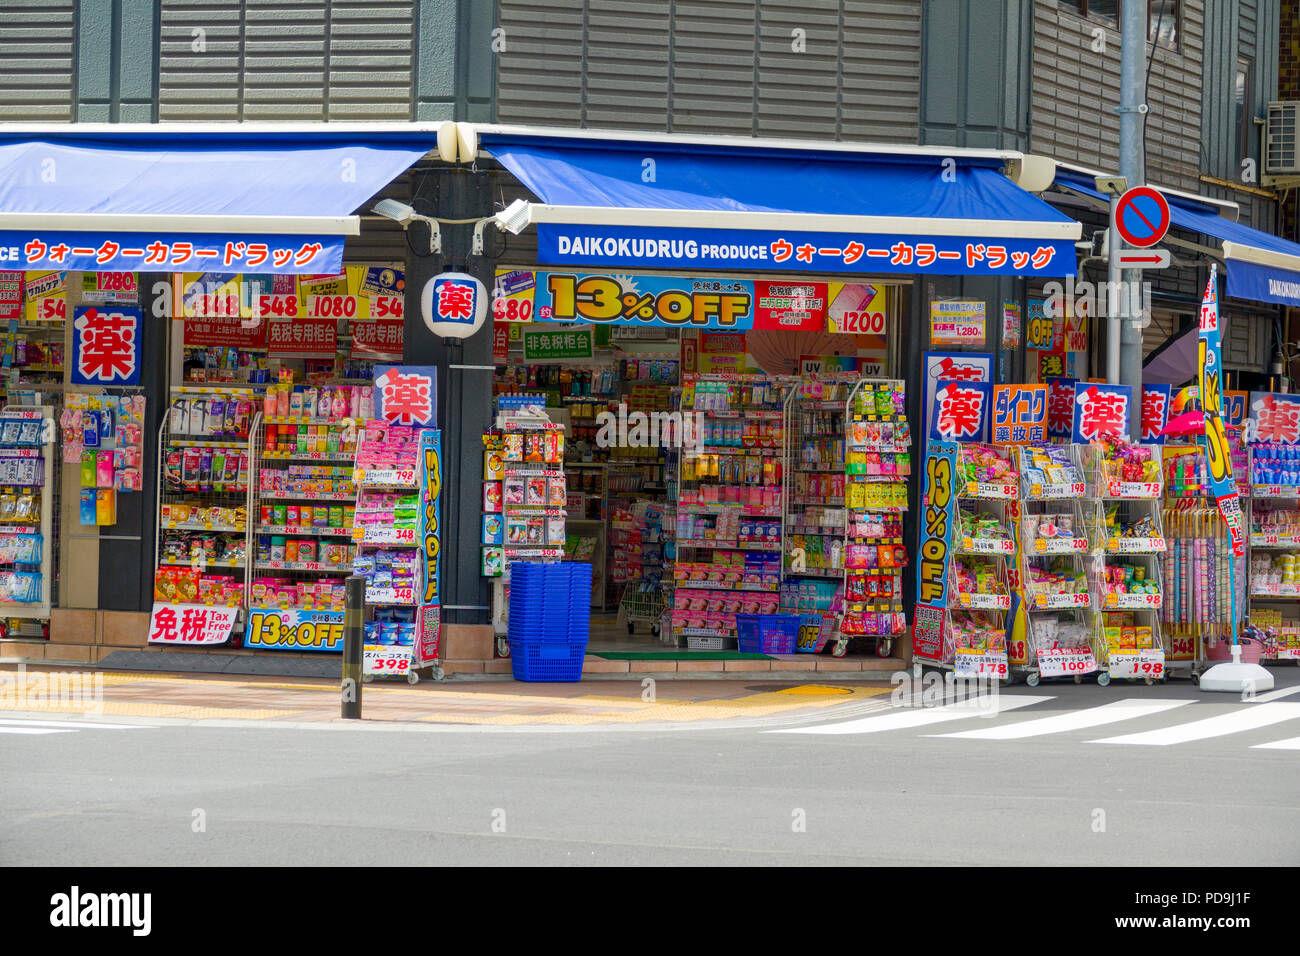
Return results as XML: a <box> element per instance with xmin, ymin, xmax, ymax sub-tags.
<box><xmin>1224</xmin><ymin>390</ymin><xmax>1248</xmax><ymax>431</ymax></box>
<box><xmin>183</xmin><ymin>311</ymin><xmax>269</xmax><ymax>349</ymax></box>
<box><xmin>0</xmin><ymin>271</ymin><xmax>21</xmax><ymax>321</ymax></box>
<box><xmin>1072</xmin><ymin>382</ymin><xmax>1132</xmax><ymax>443</ymax></box>
<box><xmin>537</xmin><ymin>225</ymin><xmax>1076</xmax><ymax>277</ymax></box>
<box><xmin>415</xmin><ymin>603</ymin><xmax>441</xmax><ymax>666</ymax></box>
<box><xmin>753</xmin><ymin>280</ymin><xmax>827</xmax><ymax>331</ymax></box>
<box><xmin>374</xmin><ymin>365</ymin><xmax>437</xmax><ymax>427</ymax></box>
<box><xmin>912</xmin><ymin>440</ymin><xmax>959</xmax><ymax>662</ymax></box>
<box><xmin>420</xmin><ymin>429</ymin><xmax>442</xmax><ymax>609</ymax></box>
<box><xmin>267</xmin><ymin>316</ymin><xmax>336</xmax><ymax>358</ymax></box>
<box><xmin>360</xmin><ymin>266</ymin><xmax>405</xmax><ymax>298</ymax></box>
<box><xmin>298</xmin><ymin>272</ymin><xmax>349</xmax><ymax>298</ymax></box>
<box><xmin>492</xmin><ymin>321</ymin><xmax>511</xmax><ymax>364</ymax></box>
<box><xmin>930</xmin><ymin>380</ymin><xmax>991</xmax><ymax>443</ymax></box>
<box><xmin>23</xmin><ymin>270</ymin><xmax>65</xmax><ymax>323</ymax></box>
<box><xmin>1045</xmin><ymin>377</ymin><xmax>1077</xmax><ymax>439</ymax></box>
<box><xmin>80</xmin><ymin>271</ymin><xmax>139</xmax><ymax>304</ymax></box>
<box><xmin>992</xmin><ymin>384</ymin><xmax>1047</xmax><ymax>444</ymax></box>
<box><xmin>921</xmin><ymin>351</ymin><xmax>993</xmax><ymax>449</ymax></box>
<box><xmin>1198</xmin><ymin>270</ymin><xmax>1245</xmax><ymax>561</ymax></box>
<box><xmin>147</xmin><ymin>603</ymin><xmax>239</xmax><ymax>646</ymax></box>
<box><xmin>1246</xmin><ymin>391</ymin><xmax>1300</xmax><ymax>444</ymax></box>
<box><xmin>1224</xmin><ymin>258</ymin><xmax>1300</xmax><ymax>308</ymax></box>
<box><xmin>493</xmin><ymin>268</ymin><xmax>537</xmax><ymax>323</ymax></box>
<box><xmin>799</xmin><ymin>354</ymin><xmax>859</xmax><ymax>376</ymax></box>
<box><xmin>2</xmin><ymin>231</ymin><xmax>342</xmax><ymax>274</ymax></box>
<box><xmin>1037</xmin><ymin>349</ymin><xmax>1071</xmax><ymax>380</ymax></box>
<box><xmin>535</xmin><ymin>271</ymin><xmax>755</xmax><ymax>329</ymax></box>
<box><xmin>929</xmin><ymin>299</ymin><xmax>986</xmax><ymax>347</ymax></box>
<box><xmin>352</xmin><ymin>317</ymin><xmax>404</xmax><ymax>357</ymax></box>
<box><xmin>245</xmin><ymin>608</ymin><xmax>345</xmax><ymax>652</ymax></box>
<box><xmin>1025</xmin><ymin>297</ymin><xmax>1053</xmax><ymax>350</ymax></box>
<box><xmin>1140</xmin><ymin>384</ymin><xmax>1171</xmax><ymax>445</ymax></box>
<box><xmin>700</xmin><ymin>332</ymin><xmax>747</xmax><ymax>353</ymax></box>
<box><xmin>71</xmin><ymin>306</ymin><xmax>142</xmax><ymax>386</ymax></box>
<box><xmin>523</xmin><ymin>326</ymin><xmax>594</xmax><ymax>361</ymax></box>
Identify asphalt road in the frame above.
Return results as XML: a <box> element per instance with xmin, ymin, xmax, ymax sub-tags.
<box><xmin>2</xmin><ymin>674</ymin><xmax>1298</xmax><ymax>866</ymax></box>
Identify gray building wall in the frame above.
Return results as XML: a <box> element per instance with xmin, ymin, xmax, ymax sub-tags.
<box><xmin>494</xmin><ymin>0</ymin><xmax>922</xmax><ymax>142</ymax></box>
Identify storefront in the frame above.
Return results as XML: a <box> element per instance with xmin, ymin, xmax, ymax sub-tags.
<box><xmin>457</xmin><ymin>124</ymin><xmax>1082</xmax><ymax>668</ymax></box>
<box><xmin>0</xmin><ymin>124</ymin><xmax>448</xmax><ymax>664</ymax></box>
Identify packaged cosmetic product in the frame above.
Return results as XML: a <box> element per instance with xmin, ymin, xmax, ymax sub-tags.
<box><xmin>95</xmin><ymin>488</ymin><xmax>116</xmax><ymax>526</ymax></box>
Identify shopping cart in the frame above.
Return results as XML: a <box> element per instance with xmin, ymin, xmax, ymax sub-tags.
<box><xmin>617</xmin><ymin>582</ymin><xmax>668</xmax><ymax>638</ymax></box>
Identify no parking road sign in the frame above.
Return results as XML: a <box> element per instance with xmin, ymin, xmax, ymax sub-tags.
<box><xmin>1115</xmin><ymin>186</ymin><xmax>1171</xmax><ymax>248</ymax></box>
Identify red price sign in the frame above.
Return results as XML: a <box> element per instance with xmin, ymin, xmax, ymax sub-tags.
<box><xmin>308</xmin><ymin>294</ymin><xmax>358</xmax><ymax>318</ymax></box>
<box><xmin>37</xmin><ymin>297</ymin><xmax>65</xmax><ymax>321</ymax></box>
<box><xmin>493</xmin><ymin>295</ymin><xmax>534</xmax><ymax>322</ymax></box>
<box><xmin>97</xmin><ymin>272</ymin><xmax>137</xmax><ymax>292</ymax></box>
<box><xmin>364</xmin><ymin>649</ymin><xmax>411</xmax><ymax>675</ymax></box>
<box><xmin>372</xmin><ymin>294</ymin><xmax>404</xmax><ymax>318</ymax></box>
<box><xmin>257</xmin><ymin>294</ymin><xmax>300</xmax><ymax>317</ymax></box>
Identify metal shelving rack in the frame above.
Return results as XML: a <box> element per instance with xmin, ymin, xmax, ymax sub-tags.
<box><xmin>1079</xmin><ymin>441</ymin><xmax>1167</xmax><ymax>683</ymax></box>
<box><xmin>0</xmin><ymin>405</ymin><xmax>55</xmax><ymax>622</ymax></box>
<box><xmin>154</xmin><ymin>385</ymin><xmax>259</xmax><ymax>619</ymax></box>
<box><xmin>1245</xmin><ymin>441</ymin><xmax>1300</xmax><ymax>664</ymax></box>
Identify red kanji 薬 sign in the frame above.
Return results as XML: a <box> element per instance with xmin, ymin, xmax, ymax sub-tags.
<box><xmin>1248</xmin><ymin>392</ymin><xmax>1300</xmax><ymax>444</ymax></box>
<box><xmin>1072</xmin><ymin>383</ymin><xmax>1132</xmax><ymax>443</ymax></box>
<box><xmin>71</xmin><ymin>306</ymin><xmax>142</xmax><ymax>385</ymax></box>
<box><xmin>930</xmin><ymin>380</ymin><xmax>991</xmax><ymax>442</ymax></box>
<box><xmin>373</xmin><ymin>366</ymin><xmax>437</xmax><ymax>427</ymax></box>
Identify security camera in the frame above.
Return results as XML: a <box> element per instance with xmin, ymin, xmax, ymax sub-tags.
<box><xmin>372</xmin><ymin>199</ymin><xmax>419</xmax><ymax>226</ymax></box>
<box><xmin>494</xmin><ymin>198</ymin><xmax>533</xmax><ymax>235</ymax></box>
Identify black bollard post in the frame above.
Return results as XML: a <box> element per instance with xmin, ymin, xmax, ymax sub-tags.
<box><xmin>342</xmin><ymin>574</ymin><xmax>365</xmax><ymax>719</ymax></box>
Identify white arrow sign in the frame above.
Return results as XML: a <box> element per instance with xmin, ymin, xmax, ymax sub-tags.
<box><xmin>1115</xmin><ymin>249</ymin><xmax>1171</xmax><ymax>269</ymax></box>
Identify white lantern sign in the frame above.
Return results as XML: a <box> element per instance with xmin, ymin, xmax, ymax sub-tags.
<box><xmin>422</xmin><ymin>271</ymin><xmax>487</xmax><ymax>340</ymax></box>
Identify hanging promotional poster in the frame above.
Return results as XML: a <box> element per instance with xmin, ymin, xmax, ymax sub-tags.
<box><xmin>912</xmin><ymin>440</ymin><xmax>959</xmax><ymax>662</ymax></box>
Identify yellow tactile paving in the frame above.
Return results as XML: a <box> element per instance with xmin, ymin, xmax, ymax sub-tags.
<box><xmin>0</xmin><ymin>666</ymin><xmax>890</xmax><ymax>725</ymax></box>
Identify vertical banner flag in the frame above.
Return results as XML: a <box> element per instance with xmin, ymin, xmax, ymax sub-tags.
<box><xmin>1140</xmin><ymin>384</ymin><xmax>1171</xmax><ymax>444</ymax></box>
<box><xmin>912</xmin><ymin>440</ymin><xmax>959</xmax><ymax>662</ymax></box>
<box><xmin>930</xmin><ymin>380</ymin><xmax>991</xmax><ymax>443</ymax></box>
<box><xmin>1198</xmin><ymin>268</ymin><xmax>1245</xmax><ymax>563</ymax></box>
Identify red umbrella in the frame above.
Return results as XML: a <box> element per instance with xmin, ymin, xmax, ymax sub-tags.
<box><xmin>1160</xmin><ymin>410</ymin><xmax>1205</xmax><ymax>437</ymax></box>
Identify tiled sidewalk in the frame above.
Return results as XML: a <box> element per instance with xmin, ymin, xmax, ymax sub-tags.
<box><xmin>0</xmin><ymin>664</ymin><xmax>893</xmax><ymax>727</ymax></box>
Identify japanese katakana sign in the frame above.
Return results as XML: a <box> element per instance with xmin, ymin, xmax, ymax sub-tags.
<box><xmin>2</xmin><ymin>231</ymin><xmax>343</xmax><ymax>274</ymax></box>
<box><xmin>992</xmin><ymin>384</ymin><xmax>1047</xmax><ymax>444</ymax></box>
<box><xmin>1225</xmin><ymin>390</ymin><xmax>1248</xmax><ymax>431</ymax></box>
<box><xmin>1072</xmin><ymin>382</ymin><xmax>1132</xmax><ymax>443</ymax></box>
<box><xmin>147</xmin><ymin>603</ymin><xmax>239</xmax><ymax>646</ymax></box>
<box><xmin>71</xmin><ymin>306</ymin><xmax>142</xmax><ymax>386</ymax></box>
<box><xmin>523</xmin><ymin>326</ymin><xmax>594</xmax><ymax>361</ymax></box>
<box><xmin>373</xmin><ymin>366</ymin><xmax>438</xmax><ymax>427</ymax></box>
<box><xmin>1045</xmin><ymin>376</ymin><xmax>1078</xmax><ymax>439</ymax></box>
<box><xmin>537</xmin><ymin>226</ymin><xmax>1076</xmax><ymax>276</ymax></box>
<box><xmin>1140</xmin><ymin>384</ymin><xmax>1172</xmax><ymax>445</ymax></box>
<box><xmin>930</xmin><ymin>380</ymin><xmax>991</xmax><ymax>443</ymax></box>
<box><xmin>1247</xmin><ymin>391</ymin><xmax>1300</xmax><ymax>445</ymax></box>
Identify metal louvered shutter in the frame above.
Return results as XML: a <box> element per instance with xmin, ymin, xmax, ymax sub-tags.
<box><xmin>0</xmin><ymin>0</ymin><xmax>76</xmax><ymax>121</ymax></box>
<box><xmin>495</xmin><ymin>0</ymin><xmax>586</xmax><ymax>126</ymax></box>
<box><xmin>158</xmin><ymin>0</ymin><xmax>415</xmax><ymax>121</ymax></box>
<box><xmin>839</xmin><ymin>0</ymin><xmax>922</xmax><ymax>143</ymax></box>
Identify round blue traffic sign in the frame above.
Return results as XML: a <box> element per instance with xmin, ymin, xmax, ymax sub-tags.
<box><xmin>1115</xmin><ymin>186</ymin><xmax>1171</xmax><ymax>248</ymax></box>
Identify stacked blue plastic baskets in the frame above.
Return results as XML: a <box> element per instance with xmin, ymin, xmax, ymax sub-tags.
<box><xmin>508</xmin><ymin>562</ymin><xmax>593</xmax><ymax>681</ymax></box>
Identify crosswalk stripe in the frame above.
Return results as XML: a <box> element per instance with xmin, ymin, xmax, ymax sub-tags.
<box><xmin>929</xmin><ymin>698</ymin><xmax>1195</xmax><ymax>740</ymax></box>
<box><xmin>769</xmin><ymin>694</ymin><xmax>1053</xmax><ymax>735</ymax></box>
<box><xmin>0</xmin><ymin>727</ymin><xmax>78</xmax><ymax>735</ymax></box>
<box><xmin>0</xmin><ymin>718</ymin><xmax>143</xmax><ymax>730</ymax></box>
<box><xmin>1088</xmin><ymin>701</ymin><xmax>1300</xmax><ymax>746</ymax></box>
<box><xmin>1246</xmin><ymin>685</ymin><xmax>1300</xmax><ymax>704</ymax></box>
<box><xmin>1251</xmin><ymin>736</ymin><xmax>1300</xmax><ymax>750</ymax></box>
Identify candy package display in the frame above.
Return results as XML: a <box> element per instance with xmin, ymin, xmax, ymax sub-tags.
<box><xmin>258</xmin><ymin>465</ymin><xmax>354</xmax><ymax>498</ymax></box>
<box><xmin>948</xmin><ymin>611</ymin><xmax>1005</xmax><ymax>652</ymax></box>
<box><xmin>1020</xmin><ymin>443</ymin><xmax>1084</xmax><ymax>492</ymax></box>
<box><xmin>1095</xmin><ymin>436</ymin><xmax>1161</xmax><ymax>486</ymax></box>
<box><xmin>0</xmin><ymin>532</ymin><xmax>41</xmax><ymax>565</ymax></box>
<box><xmin>1102</xmin><ymin>613</ymin><xmax>1159</xmax><ymax>650</ymax></box>
<box><xmin>1032</xmin><ymin>614</ymin><xmax>1093</xmax><ymax>651</ymax></box>
<box><xmin>1102</xmin><ymin>563</ymin><xmax>1159</xmax><ymax>597</ymax></box>
<box><xmin>1102</xmin><ymin>505</ymin><xmax>1158</xmax><ymax>540</ymax></box>
<box><xmin>161</xmin><ymin>531</ymin><xmax>247</xmax><ymax>566</ymax></box>
<box><xmin>1021</xmin><ymin>512</ymin><xmax>1076</xmax><ymax>544</ymax></box>
<box><xmin>953</xmin><ymin>557</ymin><xmax>1008</xmax><ymax>597</ymax></box>
<box><xmin>249</xmin><ymin>576</ymin><xmax>346</xmax><ymax>611</ymax></box>
<box><xmin>1027</xmin><ymin>559</ymin><xmax>1088</xmax><ymax>596</ymax></box>
<box><xmin>959</xmin><ymin>512</ymin><xmax>1010</xmax><ymax>542</ymax></box>
<box><xmin>1252</xmin><ymin>508</ymin><xmax>1300</xmax><ymax>540</ymax></box>
<box><xmin>1250</xmin><ymin>552</ymin><xmax>1300</xmax><ymax>592</ymax></box>
<box><xmin>959</xmin><ymin>443</ymin><xmax>1016</xmax><ymax>485</ymax></box>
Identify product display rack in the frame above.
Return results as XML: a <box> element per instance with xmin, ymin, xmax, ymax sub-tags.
<box><xmin>0</xmin><ymin>406</ymin><xmax>54</xmax><ymax>622</ymax></box>
<box><xmin>249</xmin><ymin>414</ymin><xmax>358</xmax><ymax>614</ymax></box>
<box><xmin>1245</xmin><ymin>440</ymin><xmax>1300</xmax><ymax>664</ymax></box>
<box><xmin>152</xmin><ymin>385</ymin><xmax>259</xmax><ymax>623</ymax></box>
<box><xmin>673</xmin><ymin>374</ymin><xmax>788</xmax><ymax>650</ymax></box>
<box><xmin>1080</xmin><ymin>440</ymin><xmax>1166</xmax><ymax>684</ymax></box>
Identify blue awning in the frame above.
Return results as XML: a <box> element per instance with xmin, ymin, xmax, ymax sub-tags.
<box><xmin>0</xmin><ymin>127</ymin><xmax>436</xmax><ymax>274</ymax></box>
<box><xmin>481</xmin><ymin>132</ymin><xmax>1081</xmax><ymax>277</ymax></box>
<box><xmin>1054</xmin><ymin>170</ymin><xmax>1300</xmax><ymax>309</ymax></box>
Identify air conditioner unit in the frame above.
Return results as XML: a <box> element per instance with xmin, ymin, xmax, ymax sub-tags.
<box><xmin>1263</xmin><ymin>101</ymin><xmax>1300</xmax><ymax>187</ymax></box>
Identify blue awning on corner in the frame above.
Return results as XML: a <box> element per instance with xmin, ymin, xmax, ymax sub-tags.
<box><xmin>480</xmin><ymin>132</ymin><xmax>1082</xmax><ymax>277</ymax></box>
<box><xmin>1054</xmin><ymin>170</ymin><xmax>1300</xmax><ymax>309</ymax></box>
<box><xmin>0</xmin><ymin>127</ymin><xmax>436</xmax><ymax>274</ymax></box>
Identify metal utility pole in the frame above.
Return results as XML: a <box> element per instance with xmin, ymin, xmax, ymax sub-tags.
<box><xmin>1116</xmin><ymin>0</ymin><xmax>1149</xmax><ymax>414</ymax></box>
